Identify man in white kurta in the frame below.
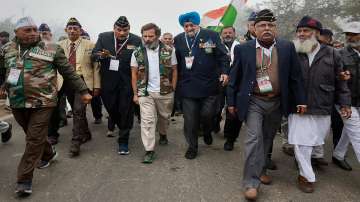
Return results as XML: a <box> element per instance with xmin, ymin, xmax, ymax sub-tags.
<box><xmin>288</xmin><ymin>16</ymin><xmax>351</xmax><ymax>193</ymax></box>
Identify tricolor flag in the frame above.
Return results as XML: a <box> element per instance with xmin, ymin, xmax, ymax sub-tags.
<box><xmin>201</xmin><ymin>0</ymin><xmax>251</xmax><ymax>33</ymax></box>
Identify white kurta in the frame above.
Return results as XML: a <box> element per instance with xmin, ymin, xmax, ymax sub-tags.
<box><xmin>288</xmin><ymin>114</ymin><xmax>331</xmax><ymax>146</ymax></box>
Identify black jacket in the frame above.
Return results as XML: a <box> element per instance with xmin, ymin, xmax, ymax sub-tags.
<box><xmin>340</xmin><ymin>46</ymin><xmax>360</xmax><ymax>107</ymax></box>
<box><xmin>297</xmin><ymin>45</ymin><xmax>351</xmax><ymax>115</ymax></box>
<box><xmin>227</xmin><ymin>38</ymin><xmax>306</xmax><ymax>121</ymax></box>
<box><xmin>174</xmin><ymin>28</ymin><xmax>230</xmax><ymax>98</ymax></box>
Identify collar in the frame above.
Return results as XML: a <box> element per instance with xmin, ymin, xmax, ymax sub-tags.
<box><xmin>352</xmin><ymin>48</ymin><xmax>360</xmax><ymax>57</ymax></box>
<box><xmin>309</xmin><ymin>42</ymin><xmax>321</xmax><ymax>55</ymax></box>
<box><xmin>256</xmin><ymin>39</ymin><xmax>276</xmax><ymax>56</ymax></box>
<box><xmin>67</xmin><ymin>37</ymin><xmax>81</xmax><ymax>45</ymax></box>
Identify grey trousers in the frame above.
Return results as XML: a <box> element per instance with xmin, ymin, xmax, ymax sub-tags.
<box><xmin>243</xmin><ymin>96</ymin><xmax>281</xmax><ymax>189</ymax></box>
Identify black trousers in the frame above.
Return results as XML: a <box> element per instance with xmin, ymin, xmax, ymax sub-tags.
<box><xmin>331</xmin><ymin>107</ymin><xmax>344</xmax><ymax>148</ymax></box>
<box><xmin>224</xmin><ymin>108</ymin><xmax>243</xmax><ymax>141</ymax></box>
<box><xmin>101</xmin><ymin>89</ymin><xmax>134</xmax><ymax>144</ymax></box>
<box><xmin>91</xmin><ymin>95</ymin><xmax>103</xmax><ymax>119</ymax></box>
<box><xmin>182</xmin><ymin>96</ymin><xmax>217</xmax><ymax>151</ymax></box>
<box><xmin>48</xmin><ymin>89</ymin><xmax>65</xmax><ymax>138</ymax></box>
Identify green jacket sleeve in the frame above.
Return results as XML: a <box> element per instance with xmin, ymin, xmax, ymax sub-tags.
<box><xmin>53</xmin><ymin>45</ymin><xmax>88</xmax><ymax>93</ymax></box>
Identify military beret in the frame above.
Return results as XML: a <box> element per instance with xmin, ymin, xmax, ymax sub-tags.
<box><xmin>0</xmin><ymin>31</ymin><xmax>9</xmax><ymax>37</ymax></box>
<box><xmin>39</xmin><ymin>23</ymin><xmax>51</xmax><ymax>32</ymax></box>
<box><xmin>115</xmin><ymin>16</ymin><xmax>130</xmax><ymax>27</ymax></box>
<box><xmin>179</xmin><ymin>11</ymin><xmax>201</xmax><ymax>27</ymax></box>
<box><xmin>254</xmin><ymin>9</ymin><xmax>276</xmax><ymax>25</ymax></box>
<box><xmin>248</xmin><ymin>11</ymin><xmax>257</xmax><ymax>22</ymax></box>
<box><xmin>297</xmin><ymin>16</ymin><xmax>322</xmax><ymax>31</ymax></box>
<box><xmin>66</xmin><ymin>17</ymin><xmax>82</xmax><ymax>28</ymax></box>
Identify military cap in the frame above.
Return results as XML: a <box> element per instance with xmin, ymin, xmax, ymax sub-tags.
<box><xmin>114</xmin><ymin>16</ymin><xmax>130</xmax><ymax>27</ymax></box>
<box><xmin>39</xmin><ymin>23</ymin><xmax>51</xmax><ymax>32</ymax></box>
<box><xmin>66</xmin><ymin>17</ymin><xmax>82</xmax><ymax>28</ymax></box>
<box><xmin>254</xmin><ymin>9</ymin><xmax>276</xmax><ymax>25</ymax></box>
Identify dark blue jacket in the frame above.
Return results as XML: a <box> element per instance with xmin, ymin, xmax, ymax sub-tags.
<box><xmin>227</xmin><ymin>39</ymin><xmax>306</xmax><ymax>121</ymax></box>
<box><xmin>174</xmin><ymin>28</ymin><xmax>230</xmax><ymax>98</ymax></box>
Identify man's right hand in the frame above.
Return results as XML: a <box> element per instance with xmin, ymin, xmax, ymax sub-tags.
<box><xmin>133</xmin><ymin>95</ymin><xmax>139</xmax><ymax>105</ymax></box>
<box><xmin>96</xmin><ymin>49</ymin><xmax>112</xmax><ymax>58</ymax></box>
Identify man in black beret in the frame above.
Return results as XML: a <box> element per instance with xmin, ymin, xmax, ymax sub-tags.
<box><xmin>227</xmin><ymin>9</ymin><xmax>307</xmax><ymax>200</ymax></box>
<box><xmin>92</xmin><ymin>16</ymin><xmax>142</xmax><ymax>155</ymax></box>
<box><xmin>38</xmin><ymin>23</ymin><xmax>52</xmax><ymax>43</ymax></box>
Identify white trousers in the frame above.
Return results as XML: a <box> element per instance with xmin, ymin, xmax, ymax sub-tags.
<box><xmin>294</xmin><ymin>145</ymin><xmax>316</xmax><ymax>182</ymax></box>
<box><xmin>139</xmin><ymin>92</ymin><xmax>174</xmax><ymax>151</ymax></box>
<box><xmin>333</xmin><ymin>107</ymin><xmax>360</xmax><ymax>162</ymax></box>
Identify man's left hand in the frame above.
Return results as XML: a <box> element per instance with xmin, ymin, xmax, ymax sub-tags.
<box><xmin>81</xmin><ymin>93</ymin><xmax>93</xmax><ymax>104</ymax></box>
<box><xmin>340</xmin><ymin>106</ymin><xmax>352</xmax><ymax>119</ymax></box>
<box><xmin>220</xmin><ymin>74</ymin><xmax>229</xmax><ymax>86</ymax></box>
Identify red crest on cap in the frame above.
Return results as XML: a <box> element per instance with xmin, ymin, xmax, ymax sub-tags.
<box><xmin>308</xmin><ymin>19</ymin><xmax>317</xmax><ymax>27</ymax></box>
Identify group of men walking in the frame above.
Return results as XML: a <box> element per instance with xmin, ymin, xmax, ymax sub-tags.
<box><xmin>0</xmin><ymin>8</ymin><xmax>359</xmax><ymax>201</ymax></box>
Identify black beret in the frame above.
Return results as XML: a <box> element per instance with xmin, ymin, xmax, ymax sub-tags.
<box><xmin>115</xmin><ymin>16</ymin><xmax>129</xmax><ymax>27</ymax></box>
<box><xmin>297</xmin><ymin>16</ymin><xmax>322</xmax><ymax>31</ymax></box>
<box><xmin>255</xmin><ymin>9</ymin><xmax>276</xmax><ymax>24</ymax></box>
<box><xmin>320</xmin><ymin>28</ymin><xmax>333</xmax><ymax>36</ymax></box>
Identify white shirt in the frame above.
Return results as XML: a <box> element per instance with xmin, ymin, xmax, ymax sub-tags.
<box><xmin>225</xmin><ymin>40</ymin><xmax>240</xmax><ymax>64</ymax></box>
<box><xmin>307</xmin><ymin>42</ymin><xmax>321</xmax><ymax>66</ymax></box>
<box><xmin>256</xmin><ymin>39</ymin><xmax>276</xmax><ymax>57</ymax></box>
<box><xmin>131</xmin><ymin>46</ymin><xmax>177</xmax><ymax>93</ymax></box>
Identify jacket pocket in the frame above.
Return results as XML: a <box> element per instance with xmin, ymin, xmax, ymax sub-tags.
<box><xmin>319</xmin><ymin>84</ymin><xmax>335</xmax><ymax>92</ymax></box>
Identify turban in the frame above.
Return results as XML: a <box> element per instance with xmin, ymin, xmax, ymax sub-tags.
<box><xmin>15</xmin><ymin>17</ymin><xmax>37</xmax><ymax>30</ymax></box>
<box><xmin>178</xmin><ymin>12</ymin><xmax>200</xmax><ymax>27</ymax></box>
<box><xmin>297</xmin><ymin>16</ymin><xmax>322</xmax><ymax>31</ymax></box>
<box><xmin>66</xmin><ymin>17</ymin><xmax>82</xmax><ymax>28</ymax></box>
<box><xmin>115</xmin><ymin>16</ymin><xmax>130</xmax><ymax>27</ymax></box>
<box><xmin>254</xmin><ymin>9</ymin><xmax>276</xmax><ymax>25</ymax></box>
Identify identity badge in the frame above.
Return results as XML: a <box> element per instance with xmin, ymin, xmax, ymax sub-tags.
<box><xmin>256</xmin><ymin>75</ymin><xmax>273</xmax><ymax>93</ymax></box>
<box><xmin>7</xmin><ymin>68</ymin><xmax>22</xmax><ymax>85</ymax></box>
<box><xmin>185</xmin><ymin>56</ymin><xmax>194</xmax><ymax>69</ymax></box>
<box><xmin>109</xmin><ymin>59</ymin><xmax>120</xmax><ymax>71</ymax></box>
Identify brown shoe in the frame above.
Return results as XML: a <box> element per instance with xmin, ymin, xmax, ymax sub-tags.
<box><xmin>69</xmin><ymin>144</ymin><xmax>80</xmax><ymax>157</ymax></box>
<box><xmin>297</xmin><ymin>175</ymin><xmax>314</xmax><ymax>193</ymax></box>
<box><xmin>244</xmin><ymin>188</ymin><xmax>257</xmax><ymax>200</ymax></box>
<box><xmin>260</xmin><ymin>174</ymin><xmax>272</xmax><ymax>185</ymax></box>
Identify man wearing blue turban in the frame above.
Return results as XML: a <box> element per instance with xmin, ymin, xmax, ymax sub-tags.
<box><xmin>174</xmin><ymin>11</ymin><xmax>230</xmax><ymax>159</ymax></box>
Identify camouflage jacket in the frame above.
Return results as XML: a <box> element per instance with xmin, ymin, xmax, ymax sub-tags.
<box><xmin>0</xmin><ymin>39</ymin><xmax>88</xmax><ymax>108</ymax></box>
<box><xmin>133</xmin><ymin>42</ymin><xmax>174</xmax><ymax>96</ymax></box>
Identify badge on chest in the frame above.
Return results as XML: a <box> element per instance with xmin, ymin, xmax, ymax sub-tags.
<box><xmin>28</xmin><ymin>47</ymin><xmax>54</xmax><ymax>62</ymax></box>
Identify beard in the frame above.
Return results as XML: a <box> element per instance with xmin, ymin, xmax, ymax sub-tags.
<box><xmin>346</xmin><ymin>41</ymin><xmax>360</xmax><ymax>49</ymax></box>
<box><xmin>144</xmin><ymin>40</ymin><xmax>159</xmax><ymax>50</ymax></box>
<box><xmin>223</xmin><ymin>36</ymin><xmax>234</xmax><ymax>43</ymax></box>
<box><xmin>293</xmin><ymin>35</ymin><xmax>318</xmax><ymax>53</ymax></box>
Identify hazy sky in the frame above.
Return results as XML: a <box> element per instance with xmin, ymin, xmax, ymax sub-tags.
<box><xmin>1</xmin><ymin>0</ymin><xmax>261</xmax><ymax>40</ymax></box>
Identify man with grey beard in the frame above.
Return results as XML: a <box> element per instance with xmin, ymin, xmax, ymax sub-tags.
<box><xmin>332</xmin><ymin>21</ymin><xmax>360</xmax><ymax>171</ymax></box>
<box><xmin>289</xmin><ymin>16</ymin><xmax>351</xmax><ymax>193</ymax></box>
<box><xmin>131</xmin><ymin>23</ymin><xmax>177</xmax><ymax>163</ymax></box>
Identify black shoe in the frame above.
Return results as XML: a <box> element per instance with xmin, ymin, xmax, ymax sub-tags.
<box><xmin>94</xmin><ymin>118</ymin><xmax>102</xmax><ymax>124</ymax></box>
<box><xmin>159</xmin><ymin>135</ymin><xmax>168</xmax><ymax>145</ymax></box>
<box><xmin>1</xmin><ymin>123</ymin><xmax>12</xmax><ymax>143</ymax></box>
<box><xmin>266</xmin><ymin>159</ymin><xmax>278</xmax><ymax>170</ymax></box>
<box><xmin>185</xmin><ymin>149</ymin><xmax>197</xmax><ymax>159</ymax></box>
<box><xmin>66</xmin><ymin>111</ymin><xmax>73</xmax><ymax>118</ymax></box>
<box><xmin>69</xmin><ymin>144</ymin><xmax>80</xmax><ymax>157</ymax></box>
<box><xmin>224</xmin><ymin>140</ymin><xmax>234</xmax><ymax>151</ymax></box>
<box><xmin>37</xmin><ymin>147</ymin><xmax>58</xmax><ymax>169</ymax></box>
<box><xmin>203</xmin><ymin>134</ymin><xmax>213</xmax><ymax>145</ymax></box>
<box><xmin>282</xmin><ymin>145</ymin><xmax>295</xmax><ymax>156</ymax></box>
<box><xmin>332</xmin><ymin>157</ymin><xmax>352</xmax><ymax>171</ymax></box>
<box><xmin>58</xmin><ymin>119</ymin><xmax>67</xmax><ymax>128</ymax></box>
<box><xmin>48</xmin><ymin>136</ymin><xmax>58</xmax><ymax>145</ymax></box>
<box><xmin>15</xmin><ymin>181</ymin><xmax>32</xmax><ymax>197</ymax></box>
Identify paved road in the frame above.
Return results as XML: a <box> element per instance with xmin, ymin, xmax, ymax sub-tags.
<box><xmin>0</xmin><ymin>110</ymin><xmax>359</xmax><ymax>202</ymax></box>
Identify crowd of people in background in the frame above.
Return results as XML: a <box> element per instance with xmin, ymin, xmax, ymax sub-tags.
<box><xmin>0</xmin><ymin>8</ymin><xmax>359</xmax><ymax>201</ymax></box>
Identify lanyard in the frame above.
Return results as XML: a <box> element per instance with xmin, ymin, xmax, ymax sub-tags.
<box><xmin>260</xmin><ymin>48</ymin><xmax>272</xmax><ymax>72</ymax></box>
<box><xmin>185</xmin><ymin>30</ymin><xmax>200</xmax><ymax>56</ymax></box>
<box><xmin>18</xmin><ymin>45</ymin><xmax>30</xmax><ymax>61</ymax></box>
<box><xmin>68</xmin><ymin>38</ymin><xmax>82</xmax><ymax>59</ymax></box>
<box><xmin>114</xmin><ymin>34</ymin><xmax>129</xmax><ymax>56</ymax></box>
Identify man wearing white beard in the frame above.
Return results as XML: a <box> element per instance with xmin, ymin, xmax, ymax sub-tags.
<box><xmin>332</xmin><ymin>21</ymin><xmax>360</xmax><ymax>171</ymax></box>
<box><xmin>289</xmin><ymin>16</ymin><xmax>351</xmax><ymax>193</ymax></box>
